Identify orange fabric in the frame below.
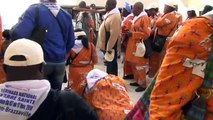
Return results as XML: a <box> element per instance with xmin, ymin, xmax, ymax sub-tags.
<box><xmin>155</xmin><ymin>12</ymin><xmax>179</xmax><ymax>37</ymax></box>
<box><xmin>121</xmin><ymin>15</ymin><xmax>134</xmax><ymax>40</ymax></box>
<box><xmin>85</xmin><ymin>75</ymin><xmax>134</xmax><ymax>120</ymax></box>
<box><xmin>122</xmin><ymin>15</ymin><xmax>134</xmax><ymax>76</ymax></box>
<box><xmin>68</xmin><ymin>43</ymin><xmax>98</xmax><ymax>96</ymax></box>
<box><xmin>149</xmin><ymin>17</ymin><xmax>213</xmax><ymax>120</ymax></box>
<box><xmin>0</xmin><ymin>16</ymin><xmax>2</xmax><ymax>42</ymax></box>
<box><xmin>125</xmin><ymin>15</ymin><xmax>151</xmax><ymax>86</ymax></box>
<box><xmin>124</xmin><ymin>60</ymin><xmax>133</xmax><ymax>76</ymax></box>
<box><xmin>149</xmin><ymin>52</ymin><xmax>162</xmax><ymax>77</ymax></box>
<box><xmin>176</xmin><ymin>12</ymin><xmax>183</xmax><ymax>26</ymax></box>
<box><xmin>0</xmin><ymin>62</ymin><xmax>6</xmax><ymax>84</ymax></box>
<box><xmin>125</xmin><ymin>15</ymin><xmax>151</xmax><ymax>64</ymax></box>
<box><xmin>0</xmin><ymin>41</ymin><xmax>6</xmax><ymax>84</ymax></box>
<box><xmin>149</xmin><ymin>40</ymin><xmax>170</xmax><ymax>78</ymax></box>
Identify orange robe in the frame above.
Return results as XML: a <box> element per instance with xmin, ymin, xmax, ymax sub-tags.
<box><xmin>121</xmin><ymin>14</ymin><xmax>134</xmax><ymax>77</ymax></box>
<box><xmin>85</xmin><ymin>74</ymin><xmax>134</xmax><ymax>120</ymax></box>
<box><xmin>149</xmin><ymin>11</ymin><xmax>180</xmax><ymax>78</ymax></box>
<box><xmin>68</xmin><ymin>43</ymin><xmax>98</xmax><ymax>96</ymax></box>
<box><xmin>149</xmin><ymin>17</ymin><xmax>213</xmax><ymax>120</ymax></box>
<box><xmin>125</xmin><ymin>13</ymin><xmax>151</xmax><ymax>87</ymax></box>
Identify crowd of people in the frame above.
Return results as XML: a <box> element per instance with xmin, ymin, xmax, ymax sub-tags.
<box><xmin>0</xmin><ymin>0</ymin><xmax>213</xmax><ymax>119</ymax></box>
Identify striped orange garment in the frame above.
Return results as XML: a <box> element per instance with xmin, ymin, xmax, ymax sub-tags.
<box><xmin>122</xmin><ymin>15</ymin><xmax>134</xmax><ymax>77</ymax></box>
<box><xmin>149</xmin><ymin>17</ymin><xmax>213</xmax><ymax>120</ymax></box>
<box><xmin>68</xmin><ymin>43</ymin><xmax>98</xmax><ymax>96</ymax></box>
<box><xmin>85</xmin><ymin>75</ymin><xmax>134</xmax><ymax>120</ymax></box>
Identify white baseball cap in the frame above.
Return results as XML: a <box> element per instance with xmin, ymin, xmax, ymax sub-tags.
<box><xmin>165</xmin><ymin>2</ymin><xmax>177</xmax><ymax>9</ymax></box>
<box><xmin>104</xmin><ymin>49</ymin><xmax>115</xmax><ymax>62</ymax></box>
<box><xmin>4</xmin><ymin>38</ymin><xmax>44</xmax><ymax>66</ymax></box>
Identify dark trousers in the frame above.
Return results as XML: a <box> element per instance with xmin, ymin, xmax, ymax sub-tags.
<box><xmin>43</xmin><ymin>62</ymin><xmax>66</xmax><ymax>90</ymax></box>
<box><xmin>105</xmin><ymin>49</ymin><xmax>118</xmax><ymax>76</ymax></box>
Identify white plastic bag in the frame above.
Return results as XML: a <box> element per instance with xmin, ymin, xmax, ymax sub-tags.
<box><xmin>134</xmin><ymin>41</ymin><xmax>146</xmax><ymax>57</ymax></box>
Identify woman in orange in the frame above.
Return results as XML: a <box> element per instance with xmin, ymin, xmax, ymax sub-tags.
<box><xmin>85</xmin><ymin>69</ymin><xmax>134</xmax><ymax>120</ymax></box>
<box><xmin>149</xmin><ymin>12</ymin><xmax>213</xmax><ymax>119</ymax></box>
<box><xmin>67</xmin><ymin>29</ymin><xmax>98</xmax><ymax>96</ymax></box>
<box><xmin>121</xmin><ymin>2</ymin><xmax>134</xmax><ymax>79</ymax></box>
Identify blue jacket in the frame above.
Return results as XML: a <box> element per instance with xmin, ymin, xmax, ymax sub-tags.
<box><xmin>11</xmin><ymin>4</ymin><xmax>75</xmax><ymax>63</ymax></box>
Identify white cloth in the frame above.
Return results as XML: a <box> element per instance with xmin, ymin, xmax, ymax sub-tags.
<box><xmin>121</xmin><ymin>13</ymin><xmax>134</xmax><ymax>26</ymax></box>
<box><xmin>0</xmin><ymin>80</ymin><xmax>51</xmax><ymax>120</ymax></box>
<box><xmin>132</xmin><ymin>11</ymin><xmax>147</xmax><ymax>24</ymax></box>
<box><xmin>42</xmin><ymin>2</ymin><xmax>60</xmax><ymax>17</ymax></box>
<box><xmin>183</xmin><ymin>58</ymin><xmax>206</xmax><ymax>78</ymax></box>
<box><xmin>86</xmin><ymin>69</ymin><xmax>108</xmax><ymax>90</ymax></box>
<box><xmin>104</xmin><ymin>7</ymin><xmax>120</xmax><ymax>20</ymax></box>
<box><xmin>72</xmin><ymin>40</ymin><xmax>83</xmax><ymax>54</ymax></box>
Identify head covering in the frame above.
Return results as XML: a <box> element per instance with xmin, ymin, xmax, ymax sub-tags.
<box><xmin>165</xmin><ymin>2</ymin><xmax>177</xmax><ymax>9</ymax></box>
<box><xmin>86</xmin><ymin>69</ymin><xmax>108</xmax><ymax>89</ymax></box>
<box><xmin>148</xmin><ymin>2</ymin><xmax>159</xmax><ymax>9</ymax></box>
<box><xmin>4</xmin><ymin>39</ymin><xmax>44</xmax><ymax>66</ymax></box>
<box><xmin>124</xmin><ymin>2</ymin><xmax>132</xmax><ymax>13</ymax></box>
<box><xmin>104</xmin><ymin>49</ymin><xmax>115</xmax><ymax>62</ymax></box>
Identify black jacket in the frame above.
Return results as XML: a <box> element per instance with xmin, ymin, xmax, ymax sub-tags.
<box><xmin>28</xmin><ymin>89</ymin><xmax>98</xmax><ymax>120</ymax></box>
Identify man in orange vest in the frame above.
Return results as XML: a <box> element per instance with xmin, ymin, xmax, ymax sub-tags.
<box><xmin>125</xmin><ymin>2</ymin><xmax>151</xmax><ymax>92</ymax></box>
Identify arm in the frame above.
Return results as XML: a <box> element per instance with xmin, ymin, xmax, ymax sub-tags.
<box><xmin>66</xmin><ymin>18</ymin><xmax>75</xmax><ymax>54</ymax></box>
<box><xmin>11</xmin><ymin>4</ymin><xmax>37</xmax><ymax>41</ymax></box>
<box><xmin>106</xmin><ymin>15</ymin><xmax>121</xmax><ymax>51</ymax></box>
<box><xmin>132</xmin><ymin>17</ymin><xmax>151</xmax><ymax>40</ymax></box>
<box><xmin>155</xmin><ymin>14</ymin><xmax>172</xmax><ymax>28</ymax></box>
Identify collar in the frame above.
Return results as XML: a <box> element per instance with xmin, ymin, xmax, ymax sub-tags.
<box><xmin>132</xmin><ymin>11</ymin><xmax>147</xmax><ymax>24</ymax></box>
<box><xmin>104</xmin><ymin>7</ymin><xmax>120</xmax><ymax>20</ymax></box>
<box><xmin>122</xmin><ymin>13</ymin><xmax>134</xmax><ymax>26</ymax></box>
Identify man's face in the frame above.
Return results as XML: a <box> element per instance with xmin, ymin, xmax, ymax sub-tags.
<box><xmin>133</xmin><ymin>6</ymin><xmax>140</xmax><ymax>16</ymax></box>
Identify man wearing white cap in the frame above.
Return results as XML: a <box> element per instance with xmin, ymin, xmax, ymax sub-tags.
<box><xmin>0</xmin><ymin>39</ymin><xmax>98</xmax><ymax>120</ymax></box>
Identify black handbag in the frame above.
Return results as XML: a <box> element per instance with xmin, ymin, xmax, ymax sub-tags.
<box><xmin>152</xmin><ymin>20</ymin><xmax>178</xmax><ymax>53</ymax></box>
<box><xmin>144</xmin><ymin>37</ymin><xmax>153</xmax><ymax>58</ymax></box>
<box><xmin>30</xmin><ymin>4</ymin><xmax>46</xmax><ymax>46</ymax></box>
<box><xmin>152</xmin><ymin>34</ymin><xmax>167</xmax><ymax>53</ymax></box>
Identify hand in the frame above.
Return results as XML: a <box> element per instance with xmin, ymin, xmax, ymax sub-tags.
<box><xmin>126</xmin><ymin>31</ymin><xmax>132</xmax><ymax>37</ymax></box>
<box><xmin>107</xmin><ymin>51</ymin><xmax>112</xmax><ymax>54</ymax></box>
